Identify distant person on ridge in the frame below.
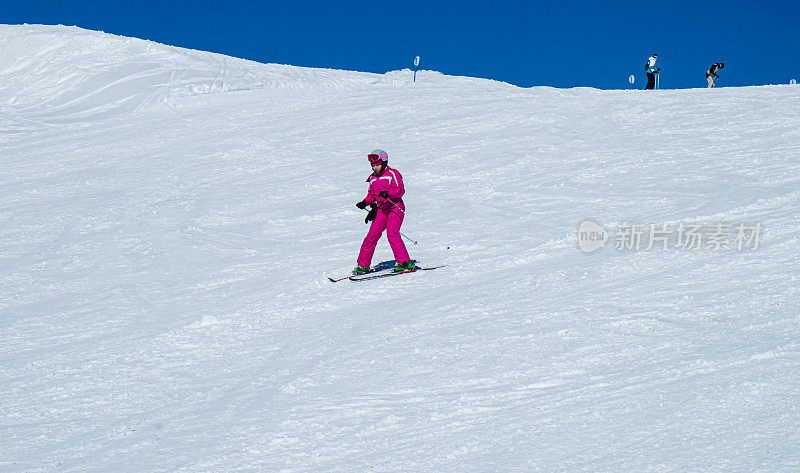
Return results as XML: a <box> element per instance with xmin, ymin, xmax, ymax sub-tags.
<box><xmin>353</xmin><ymin>150</ymin><xmax>414</xmax><ymax>275</ymax></box>
<box><xmin>706</xmin><ymin>62</ymin><xmax>724</xmax><ymax>88</ymax></box>
<box><xmin>644</xmin><ymin>53</ymin><xmax>660</xmax><ymax>89</ymax></box>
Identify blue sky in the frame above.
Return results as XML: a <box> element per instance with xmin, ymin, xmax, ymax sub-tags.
<box><xmin>4</xmin><ymin>0</ymin><xmax>798</xmax><ymax>89</ymax></box>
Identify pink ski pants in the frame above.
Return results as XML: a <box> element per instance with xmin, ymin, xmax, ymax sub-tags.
<box><xmin>357</xmin><ymin>206</ymin><xmax>410</xmax><ymax>267</ymax></box>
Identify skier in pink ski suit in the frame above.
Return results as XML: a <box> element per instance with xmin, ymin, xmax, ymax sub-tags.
<box><xmin>354</xmin><ymin>150</ymin><xmax>413</xmax><ymax>274</ymax></box>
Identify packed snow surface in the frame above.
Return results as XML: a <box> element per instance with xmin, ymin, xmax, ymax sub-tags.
<box><xmin>2</xmin><ymin>25</ymin><xmax>799</xmax><ymax>472</ymax></box>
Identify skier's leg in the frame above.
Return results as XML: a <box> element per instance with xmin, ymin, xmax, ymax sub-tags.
<box><xmin>357</xmin><ymin>211</ymin><xmax>389</xmax><ymax>268</ymax></box>
<box><xmin>385</xmin><ymin>208</ymin><xmax>411</xmax><ymax>264</ymax></box>
<box><xmin>646</xmin><ymin>73</ymin><xmax>655</xmax><ymax>90</ymax></box>
<box><xmin>707</xmin><ymin>75</ymin><xmax>715</xmax><ymax>88</ymax></box>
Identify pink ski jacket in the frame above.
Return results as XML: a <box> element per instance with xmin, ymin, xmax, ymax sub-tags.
<box><xmin>364</xmin><ymin>166</ymin><xmax>405</xmax><ymax>210</ymax></box>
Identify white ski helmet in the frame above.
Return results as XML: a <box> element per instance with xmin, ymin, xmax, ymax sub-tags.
<box><xmin>368</xmin><ymin>149</ymin><xmax>388</xmax><ymax>165</ymax></box>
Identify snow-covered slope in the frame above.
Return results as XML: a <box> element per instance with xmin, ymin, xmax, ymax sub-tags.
<box><xmin>2</xmin><ymin>25</ymin><xmax>799</xmax><ymax>472</ymax></box>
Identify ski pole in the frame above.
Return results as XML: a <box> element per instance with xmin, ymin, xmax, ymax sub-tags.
<box><xmin>385</xmin><ymin>199</ymin><xmax>450</xmax><ymax>250</ymax></box>
<box><xmin>361</xmin><ymin>206</ymin><xmax>419</xmax><ymax>245</ymax></box>
<box><xmin>400</xmin><ymin>231</ymin><xmax>418</xmax><ymax>245</ymax></box>
<box><xmin>384</xmin><ymin>199</ymin><xmax>432</xmax><ymax>235</ymax></box>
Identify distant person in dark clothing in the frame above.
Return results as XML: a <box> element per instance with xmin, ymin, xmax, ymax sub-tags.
<box><xmin>644</xmin><ymin>54</ymin><xmax>660</xmax><ymax>89</ymax></box>
<box><xmin>706</xmin><ymin>63</ymin><xmax>724</xmax><ymax>88</ymax></box>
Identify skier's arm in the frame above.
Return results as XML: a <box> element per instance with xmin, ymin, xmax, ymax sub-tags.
<box><xmin>363</xmin><ymin>188</ymin><xmax>376</xmax><ymax>206</ymax></box>
<box><xmin>385</xmin><ymin>171</ymin><xmax>405</xmax><ymax>200</ymax></box>
<box><xmin>363</xmin><ymin>177</ymin><xmax>377</xmax><ymax>205</ymax></box>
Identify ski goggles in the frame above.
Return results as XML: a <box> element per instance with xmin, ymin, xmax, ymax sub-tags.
<box><xmin>368</xmin><ymin>153</ymin><xmax>387</xmax><ymax>164</ymax></box>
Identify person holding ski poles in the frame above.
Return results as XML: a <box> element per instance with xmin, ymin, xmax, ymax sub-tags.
<box><xmin>354</xmin><ymin>149</ymin><xmax>414</xmax><ymax>275</ymax></box>
<box><xmin>706</xmin><ymin>62</ymin><xmax>724</xmax><ymax>88</ymax></box>
<box><xmin>645</xmin><ymin>53</ymin><xmax>660</xmax><ymax>89</ymax></box>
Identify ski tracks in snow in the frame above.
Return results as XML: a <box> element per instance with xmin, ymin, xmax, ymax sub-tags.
<box><xmin>2</xmin><ymin>25</ymin><xmax>800</xmax><ymax>472</ymax></box>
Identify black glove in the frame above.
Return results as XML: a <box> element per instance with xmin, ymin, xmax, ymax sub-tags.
<box><xmin>379</xmin><ymin>191</ymin><xmax>389</xmax><ymax>199</ymax></box>
<box><xmin>364</xmin><ymin>205</ymin><xmax>377</xmax><ymax>224</ymax></box>
<box><xmin>656</xmin><ymin>68</ymin><xmax>661</xmax><ymax>72</ymax></box>
<box><xmin>356</xmin><ymin>201</ymin><xmax>367</xmax><ymax>210</ymax></box>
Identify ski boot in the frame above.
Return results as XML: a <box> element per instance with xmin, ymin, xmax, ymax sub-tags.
<box><xmin>353</xmin><ymin>265</ymin><xmax>370</xmax><ymax>275</ymax></box>
<box><xmin>393</xmin><ymin>260</ymin><xmax>416</xmax><ymax>272</ymax></box>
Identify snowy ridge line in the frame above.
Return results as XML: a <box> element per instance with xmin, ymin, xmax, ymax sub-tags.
<box><xmin>0</xmin><ymin>25</ymin><xmax>413</xmax><ymax>122</ymax></box>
